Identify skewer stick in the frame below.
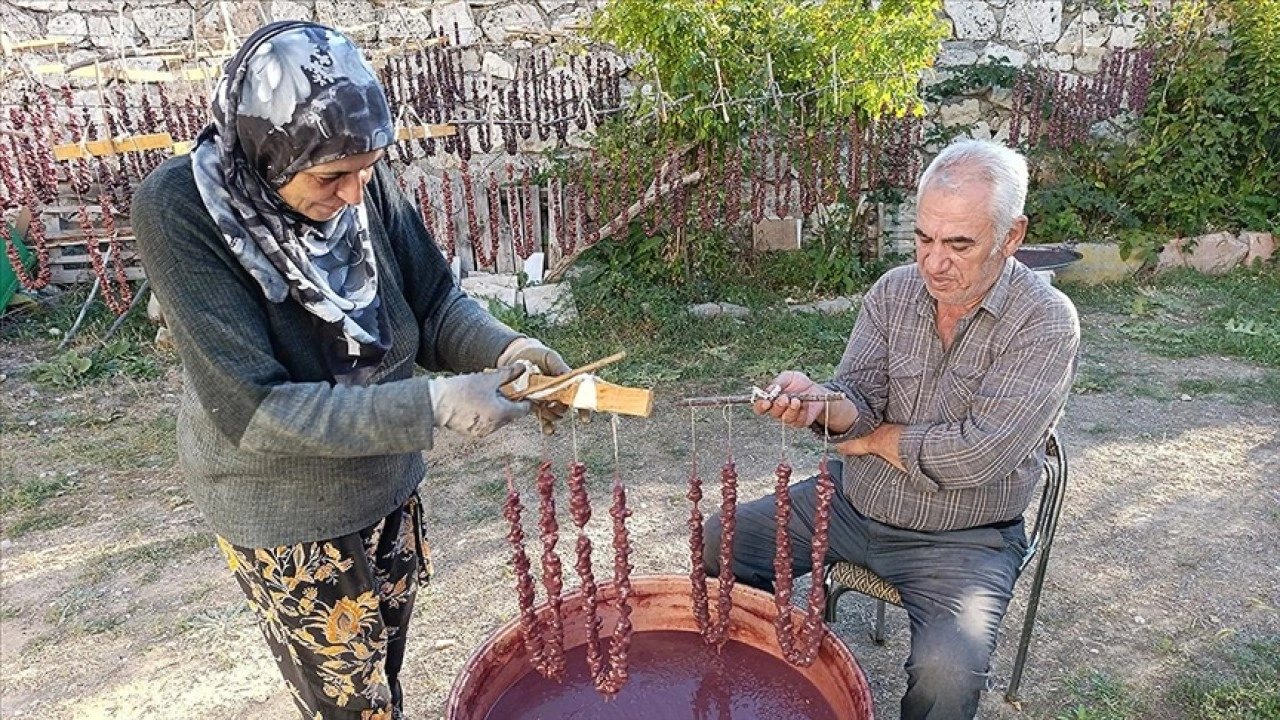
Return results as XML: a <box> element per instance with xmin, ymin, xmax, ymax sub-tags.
<box><xmin>506</xmin><ymin>351</ymin><xmax>627</xmax><ymax>401</ymax></box>
<box><xmin>675</xmin><ymin>392</ymin><xmax>845</xmax><ymax>407</ymax></box>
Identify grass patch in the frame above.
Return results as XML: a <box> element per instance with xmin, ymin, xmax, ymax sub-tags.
<box><xmin>1173</xmin><ymin>635</ymin><xmax>1280</xmax><ymax>719</ymax></box>
<box><xmin>50</xmin><ymin>414</ymin><xmax>177</xmax><ymax>472</ymax></box>
<box><xmin>3</xmin><ymin>511</ymin><xmax>73</xmax><ymax>538</ymax></box>
<box><xmin>1056</xmin><ymin>670</ymin><xmax>1145</xmax><ymax>720</ymax></box>
<box><xmin>0</xmin><ymin>474</ymin><xmax>78</xmax><ymax>513</ymax></box>
<box><xmin>505</xmin><ymin>266</ymin><xmax>853</xmax><ymax>388</ymax></box>
<box><xmin>1176</xmin><ymin>374</ymin><xmax>1280</xmax><ymax>406</ymax></box>
<box><xmin>1063</xmin><ymin>268</ymin><xmax>1280</xmax><ymax>371</ymax></box>
<box><xmin>79</xmin><ymin>532</ymin><xmax>215</xmax><ymax>586</ymax></box>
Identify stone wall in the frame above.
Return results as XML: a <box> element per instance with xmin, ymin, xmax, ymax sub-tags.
<box><xmin>5</xmin><ymin>0</ymin><xmax>1211</xmax><ymax>279</ymax></box>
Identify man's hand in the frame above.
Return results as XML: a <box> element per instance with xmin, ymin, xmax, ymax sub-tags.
<box><xmin>752</xmin><ymin>371</ymin><xmax>831</xmax><ymax>429</ymax></box>
<box><xmin>497</xmin><ymin>337</ymin><xmax>590</xmax><ymax>434</ymax></box>
<box><xmin>836</xmin><ymin>423</ymin><xmax>906</xmax><ymax>472</ymax></box>
<box><xmin>429</xmin><ymin>365</ymin><xmax>531</xmax><ymax>438</ymax></box>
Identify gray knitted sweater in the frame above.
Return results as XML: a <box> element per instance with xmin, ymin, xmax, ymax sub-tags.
<box><xmin>133</xmin><ymin>156</ymin><xmax>520</xmax><ymax>547</ymax></box>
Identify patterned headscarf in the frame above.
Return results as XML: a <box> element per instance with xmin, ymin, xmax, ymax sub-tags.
<box><xmin>191</xmin><ymin>21</ymin><xmax>395</xmax><ymax>383</ymax></box>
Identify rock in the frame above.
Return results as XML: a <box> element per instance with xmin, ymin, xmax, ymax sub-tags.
<box><xmin>1184</xmin><ymin>231</ymin><xmax>1248</xmax><ymax>275</ymax></box>
<box><xmin>1156</xmin><ymin>238</ymin><xmax>1187</xmax><ymax>271</ymax></box>
<box><xmin>480</xmin><ymin>3</ymin><xmax>546</xmax><ymax>45</ymax></box>
<box><xmin>146</xmin><ymin>293</ymin><xmax>166</xmax><ymax>325</ymax></box>
<box><xmin>45</xmin><ymin>12</ymin><xmax>89</xmax><ymax>44</ymax></box>
<box><xmin>483</xmin><ymin>52</ymin><xmax>516</xmax><ymax>81</ymax></box>
<box><xmin>460</xmin><ymin>272</ymin><xmax>519</xmax><ymax>307</ymax></box>
<box><xmin>379</xmin><ymin>7</ymin><xmax>433</xmax><ymax>40</ymax></box>
<box><xmin>315</xmin><ymin>1</ymin><xmax>376</xmax><ymax>32</ymax></box>
<box><xmin>1054</xmin><ymin>9</ymin><xmax>1107</xmax><ymax>54</ymax></box>
<box><xmin>268</xmin><ymin>1</ymin><xmax>311</xmax><ymax>21</ymax></box>
<box><xmin>10</xmin><ymin>0</ymin><xmax>67</xmax><ymax>11</ymax></box>
<box><xmin>1241</xmin><ymin>230</ymin><xmax>1276</xmax><ymax>266</ymax></box>
<box><xmin>87</xmin><ymin>14</ymin><xmax>138</xmax><ymax>49</ymax></box>
<box><xmin>945</xmin><ymin>0</ymin><xmax>998</xmax><ymax>40</ymax></box>
<box><xmin>1037</xmin><ymin>52</ymin><xmax>1076</xmax><ymax>72</ymax></box>
<box><xmin>936</xmin><ymin>43</ymin><xmax>980</xmax><ymax>67</ymax></box>
<box><xmin>688</xmin><ymin>302</ymin><xmax>750</xmax><ymax>319</ymax></box>
<box><xmin>522</xmin><ymin>283</ymin><xmax>577</xmax><ymax>325</ymax></box>
<box><xmin>0</xmin><ymin>7</ymin><xmax>41</xmax><ymax>42</ymax></box>
<box><xmin>432</xmin><ymin>1</ymin><xmax>480</xmax><ymax>45</ymax></box>
<box><xmin>132</xmin><ymin>7</ymin><xmax>191</xmax><ymax>46</ymax></box>
<box><xmin>1075</xmin><ymin>48</ymin><xmax>1107</xmax><ymax>74</ymax></box>
<box><xmin>983</xmin><ymin>44</ymin><xmax>1028</xmax><ymax>67</ymax></box>
<box><xmin>1000</xmin><ymin>0</ymin><xmax>1063</xmax><ymax>45</ymax></box>
<box><xmin>940</xmin><ymin>99</ymin><xmax>982</xmax><ymax>127</ymax></box>
<box><xmin>1108</xmin><ymin>12</ymin><xmax>1146</xmax><ymax>50</ymax></box>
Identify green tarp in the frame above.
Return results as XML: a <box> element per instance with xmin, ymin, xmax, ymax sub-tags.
<box><xmin>2</xmin><ymin>221</ymin><xmax>35</xmax><ymax>310</ymax></box>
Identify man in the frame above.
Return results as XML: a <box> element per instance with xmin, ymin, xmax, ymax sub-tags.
<box><xmin>704</xmin><ymin>138</ymin><xmax>1079</xmax><ymax>719</ymax></box>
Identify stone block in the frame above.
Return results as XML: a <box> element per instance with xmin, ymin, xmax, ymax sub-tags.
<box><xmin>483</xmin><ymin>52</ymin><xmax>516</xmax><ymax>81</ymax></box>
<box><xmin>132</xmin><ymin>7</ymin><xmax>192</xmax><ymax>46</ymax></box>
<box><xmin>983</xmin><ymin>44</ymin><xmax>1028</xmax><ymax>67</ymax></box>
<box><xmin>1108</xmin><ymin>12</ymin><xmax>1146</xmax><ymax>49</ymax></box>
<box><xmin>45</xmin><ymin>12</ymin><xmax>88</xmax><ymax>44</ymax></box>
<box><xmin>1000</xmin><ymin>0</ymin><xmax>1063</xmax><ymax>44</ymax></box>
<box><xmin>460</xmin><ymin>276</ymin><xmax>518</xmax><ymax>308</ymax></box>
<box><xmin>1242</xmin><ymin>230</ymin><xmax>1276</xmax><ymax>266</ymax></box>
<box><xmin>480</xmin><ymin>3</ymin><xmax>546</xmax><ymax>45</ymax></box>
<box><xmin>1054</xmin><ymin>8</ymin><xmax>1107</xmax><ymax>54</ymax></box>
<box><xmin>937</xmin><ymin>43</ymin><xmax>980</xmax><ymax>67</ymax></box>
<box><xmin>522</xmin><ymin>283</ymin><xmax>576</xmax><ymax>325</ymax></box>
<box><xmin>753</xmin><ymin>218</ymin><xmax>801</xmax><ymax>251</ymax></box>
<box><xmin>0</xmin><ymin>8</ymin><xmax>41</xmax><ymax>41</ymax></box>
<box><xmin>433</xmin><ymin>2</ymin><xmax>480</xmax><ymax>45</ymax></box>
<box><xmin>269</xmin><ymin>1</ymin><xmax>312</xmax><ymax>22</ymax></box>
<box><xmin>688</xmin><ymin>302</ymin><xmax>750</xmax><ymax>319</ymax></box>
<box><xmin>940</xmin><ymin>99</ymin><xmax>982</xmax><ymax>127</ymax></box>
<box><xmin>1156</xmin><ymin>238</ymin><xmax>1187</xmax><ymax>271</ymax></box>
<box><xmin>10</xmin><ymin>0</ymin><xmax>67</xmax><ymax>11</ymax></box>
<box><xmin>945</xmin><ymin>0</ymin><xmax>998</xmax><ymax>40</ymax></box>
<box><xmin>1184</xmin><ymin>231</ymin><xmax>1248</xmax><ymax>275</ymax></box>
<box><xmin>315</xmin><ymin>1</ymin><xmax>376</xmax><ymax>32</ymax></box>
<box><xmin>87</xmin><ymin>15</ymin><xmax>138</xmax><ymax>49</ymax></box>
<box><xmin>1075</xmin><ymin>48</ymin><xmax>1106</xmax><ymax>74</ymax></box>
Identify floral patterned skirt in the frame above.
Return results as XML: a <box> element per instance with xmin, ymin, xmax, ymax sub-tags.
<box><xmin>218</xmin><ymin>493</ymin><xmax>432</xmax><ymax>720</ymax></box>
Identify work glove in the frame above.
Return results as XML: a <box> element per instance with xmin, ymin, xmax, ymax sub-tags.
<box><xmin>429</xmin><ymin>365</ymin><xmax>530</xmax><ymax>438</ymax></box>
<box><xmin>497</xmin><ymin>337</ymin><xmax>592</xmax><ymax>434</ymax></box>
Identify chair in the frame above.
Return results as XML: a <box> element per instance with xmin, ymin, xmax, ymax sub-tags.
<box><xmin>821</xmin><ymin>430</ymin><xmax>1068</xmax><ymax>704</ymax></box>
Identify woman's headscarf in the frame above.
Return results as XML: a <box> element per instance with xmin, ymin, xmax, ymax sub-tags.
<box><xmin>191</xmin><ymin>21</ymin><xmax>395</xmax><ymax>383</ymax></box>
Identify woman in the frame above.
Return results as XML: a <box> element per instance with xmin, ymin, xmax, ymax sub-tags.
<box><xmin>133</xmin><ymin>21</ymin><xmax>572</xmax><ymax>719</ymax></box>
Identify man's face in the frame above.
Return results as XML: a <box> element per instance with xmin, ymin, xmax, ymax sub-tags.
<box><xmin>913</xmin><ymin>182</ymin><xmax>1026</xmax><ymax>310</ymax></box>
<box><xmin>276</xmin><ymin>149</ymin><xmax>385</xmax><ymax>221</ymax></box>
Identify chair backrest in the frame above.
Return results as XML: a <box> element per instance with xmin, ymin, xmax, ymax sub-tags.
<box><xmin>1021</xmin><ymin>429</ymin><xmax>1068</xmax><ymax>574</ymax></box>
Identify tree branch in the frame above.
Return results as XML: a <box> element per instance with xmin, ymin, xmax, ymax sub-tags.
<box><xmin>544</xmin><ymin>164</ymin><xmax>704</xmax><ymax>283</ymax></box>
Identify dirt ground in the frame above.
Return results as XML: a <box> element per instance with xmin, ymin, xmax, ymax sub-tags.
<box><xmin>1</xmin><ymin>305</ymin><xmax>1278</xmax><ymax>720</ymax></box>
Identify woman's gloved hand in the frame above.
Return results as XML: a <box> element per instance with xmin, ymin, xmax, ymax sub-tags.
<box><xmin>428</xmin><ymin>365</ymin><xmax>530</xmax><ymax>437</ymax></box>
<box><xmin>497</xmin><ymin>337</ymin><xmax>591</xmax><ymax>434</ymax></box>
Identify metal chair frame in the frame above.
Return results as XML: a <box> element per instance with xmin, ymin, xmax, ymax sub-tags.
<box><xmin>821</xmin><ymin>430</ymin><xmax>1068</xmax><ymax>704</ymax></box>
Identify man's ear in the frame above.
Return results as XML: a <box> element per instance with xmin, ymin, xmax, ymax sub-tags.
<box><xmin>1002</xmin><ymin>215</ymin><xmax>1028</xmax><ymax>257</ymax></box>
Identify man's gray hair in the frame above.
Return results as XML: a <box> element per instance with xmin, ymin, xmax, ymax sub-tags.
<box><xmin>916</xmin><ymin>139</ymin><xmax>1028</xmax><ymax>243</ymax></box>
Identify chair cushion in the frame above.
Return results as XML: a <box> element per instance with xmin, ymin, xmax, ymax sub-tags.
<box><xmin>828</xmin><ymin>562</ymin><xmax>903</xmax><ymax>606</ymax></box>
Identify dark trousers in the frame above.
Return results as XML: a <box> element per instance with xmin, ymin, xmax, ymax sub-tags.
<box><xmin>218</xmin><ymin>494</ymin><xmax>432</xmax><ymax>720</ymax></box>
<box><xmin>704</xmin><ymin>476</ymin><xmax>1026</xmax><ymax>720</ymax></box>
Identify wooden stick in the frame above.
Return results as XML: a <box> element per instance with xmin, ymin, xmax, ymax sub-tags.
<box><xmin>675</xmin><ymin>392</ymin><xmax>845</xmax><ymax>407</ymax></box>
<box><xmin>506</xmin><ymin>351</ymin><xmax>626</xmax><ymax>401</ymax></box>
<box><xmin>53</xmin><ymin>133</ymin><xmax>174</xmax><ymax>161</ymax></box>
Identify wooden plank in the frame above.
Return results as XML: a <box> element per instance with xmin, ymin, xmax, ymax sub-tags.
<box><xmin>50</xmin><ymin>266</ymin><xmax>146</xmax><ymax>284</ymax></box>
<box><xmin>3</xmin><ymin>37</ymin><xmax>67</xmax><ymax>55</ymax></box>
<box><xmin>52</xmin><ymin>133</ymin><xmax>174</xmax><ymax>160</ymax></box>
<box><xmin>396</xmin><ymin>124</ymin><xmax>457</xmax><ymax>141</ymax></box>
<box><xmin>516</xmin><ymin>374</ymin><xmax>653</xmax><ymax>417</ymax></box>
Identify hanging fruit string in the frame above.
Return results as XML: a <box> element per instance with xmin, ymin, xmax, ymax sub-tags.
<box><xmin>460</xmin><ymin>160</ymin><xmax>482</xmax><ymax>265</ymax></box>
<box><xmin>750</xmin><ymin>131</ymin><xmax>767</xmax><ymax>225</ymax></box>
<box><xmin>77</xmin><ymin>193</ymin><xmax>133</xmax><ymax>315</ymax></box>
<box><xmin>535</xmin><ymin>460</ymin><xmax>568</xmax><ymax>681</ymax></box>
<box><xmin>687</xmin><ymin>407</ymin><xmax>739</xmax><ymax>651</ymax></box>
<box><xmin>770</xmin><ymin>420</ymin><xmax>836</xmax><ymax>668</ymax></box>
<box><xmin>518</xmin><ymin>165</ymin><xmax>536</xmax><ymax>259</ymax></box>
<box><xmin>483</xmin><ymin>170</ymin><xmax>503</xmax><ymax>270</ymax></box>
<box><xmin>439</xmin><ymin>170</ymin><xmax>458</xmax><ymax>263</ymax></box>
<box><xmin>504</xmin><ymin>163</ymin><xmax>522</xmax><ymax>266</ymax></box>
